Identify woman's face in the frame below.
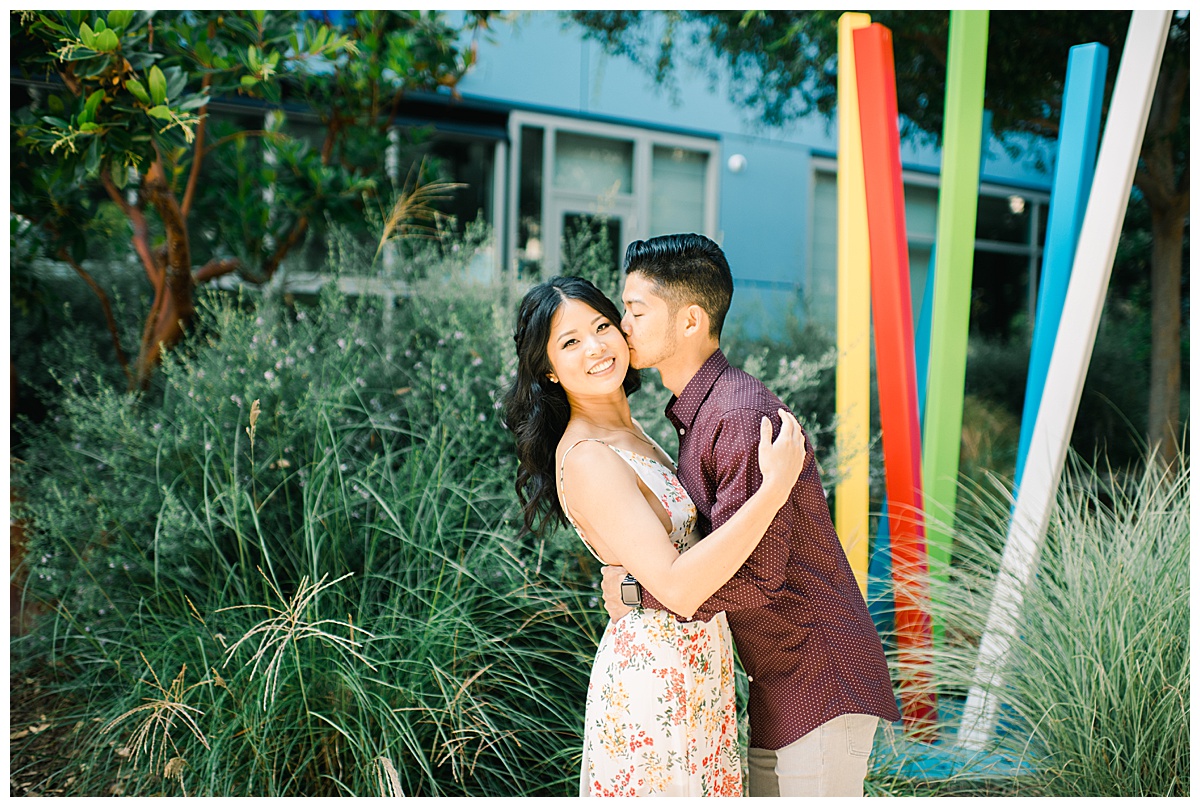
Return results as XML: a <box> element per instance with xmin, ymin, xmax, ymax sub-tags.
<box><xmin>545</xmin><ymin>297</ymin><xmax>630</xmax><ymax>398</ymax></box>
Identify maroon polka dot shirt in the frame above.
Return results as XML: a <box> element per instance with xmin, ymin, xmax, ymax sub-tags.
<box><xmin>641</xmin><ymin>350</ymin><xmax>901</xmax><ymax>750</ymax></box>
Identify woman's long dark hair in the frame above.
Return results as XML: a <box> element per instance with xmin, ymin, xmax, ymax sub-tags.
<box><xmin>502</xmin><ymin>276</ymin><xmax>641</xmax><ymax>537</ymax></box>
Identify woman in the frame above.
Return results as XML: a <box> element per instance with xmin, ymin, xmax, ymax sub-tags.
<box><xmin>503</xmin><ymin>276</ymin><xmax>804</xmax><ymax>797</ymax></box>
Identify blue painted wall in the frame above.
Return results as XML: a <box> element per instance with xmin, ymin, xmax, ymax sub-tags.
<box><xmin>453</xmin><ymin>11</ymin><xmax>1055</xmax><ymax>331</ymax></box>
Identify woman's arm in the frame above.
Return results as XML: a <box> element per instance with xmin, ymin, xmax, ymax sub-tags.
<box><xmin>562</xmin><ymin>410</ymin><xmax>804</xmax><ymax>619</ymax></box>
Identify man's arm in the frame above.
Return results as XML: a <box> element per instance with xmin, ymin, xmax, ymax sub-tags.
<box><xmin>641</xmin><ymin>407</ymin><xmax>802</xmax><ymax>622</ymax></box>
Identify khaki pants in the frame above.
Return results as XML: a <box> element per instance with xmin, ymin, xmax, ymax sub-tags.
<box><xmin>748</xmin><ymin>714</ymin><xmax>879</xmax><ymax>797</ymax></box>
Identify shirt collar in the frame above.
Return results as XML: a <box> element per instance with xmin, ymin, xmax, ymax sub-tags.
<box><xmin>666</xmin><ymin>349</ymin><xmax>730</xmax><ymax>429</ymax></box>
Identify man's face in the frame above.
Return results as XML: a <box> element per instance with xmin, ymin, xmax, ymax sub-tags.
<box><xmin>620</xmin><ymin>271</ymin><xmax>678</xmax><ymax>371</ymax></box>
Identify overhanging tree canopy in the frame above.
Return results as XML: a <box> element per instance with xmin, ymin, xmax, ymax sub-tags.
<box><xmin>12</xmin><ymin>10</ymin><xmax>492</xmax><ymax>389</ymax></box>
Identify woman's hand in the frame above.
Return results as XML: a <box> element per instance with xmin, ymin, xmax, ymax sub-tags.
<box><xmin>758</xmin><ymin>409</ymin><xmax>806</xmax><ymax>504</ymax></box>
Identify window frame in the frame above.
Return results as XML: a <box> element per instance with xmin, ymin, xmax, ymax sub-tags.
<box><xmin>809</xmin><ymin>156</ymin><xmax>1050</xmax><ymax>329</ymax></box>
<box><xmin>506</xmin><ymin>111</ymin><xmax>721</xmax><ymax>277</ymax></box>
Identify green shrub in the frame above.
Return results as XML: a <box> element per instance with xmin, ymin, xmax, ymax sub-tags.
<box><xmin>873</xmin><ymin>453</ymin><xmax>1189</xmax><ymax>796</ymax></box>
<box><xmin>13</xmin><ymin>280</ymin><xmax>604</xmax><ymax>796</ymax></box>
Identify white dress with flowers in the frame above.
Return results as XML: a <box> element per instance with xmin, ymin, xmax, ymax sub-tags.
<box><xmin>558</xmin><ymin>439</ymin><xmax>741</xmax><ymax>798</ymax></box>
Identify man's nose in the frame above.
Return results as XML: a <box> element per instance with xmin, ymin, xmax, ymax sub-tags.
<box><xmin>620</xmin><ymin>313</ymin><xmax>633</xmax><ymax>336</ymax></box>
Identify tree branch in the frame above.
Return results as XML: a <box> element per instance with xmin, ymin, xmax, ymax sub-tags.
<box><xmin>200</xmin><ymin>129</ymin><xmax>287</xmax><ymax>161</ymax></box>
<box><xmin>56</xmin><ymin>248</ymin><xmax>134</xmax><ymax>387</ymax></box>
<box><xmin>100</xmin><ymin>169</ymin><xmax>163</xmax><ymax>286</ymax></box>
<box><xmin>193</xmin><ymin>257</ymin><xmax>243</xmax><ymax>284</ymax></box>
<box><xmin>260</xmin><ymin>215</ymin><xmax>310</xmax><ymax>282</ymax></box>
<box><xmin>142</xmin><ymin>158</ymin><xmax>194</xmax><ymax>319</ymax></box>
<box><xmin>181</xmin><ymin>73</ymin><xmax>213</xmax><ymax>218</ymax></box>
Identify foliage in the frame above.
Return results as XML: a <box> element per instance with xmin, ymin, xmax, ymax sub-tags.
<box><xmin>883</xmin><ymin>454</ymin><xmax>1191</xmax><ymax>796</ymax></box>
<box><xmin>11</xmin><ymin>10</ymin><xmax>491</xmax><ymax>388</ymax></box>
<box><xmin>12</xmin><ymin>257</ymin><xmax>608</xmax><ymax>795</ymax></box>
<box><xmin>568</xmin><ymin>11</ymin><xmax>1184</xmax><ymax>148</ymax></box>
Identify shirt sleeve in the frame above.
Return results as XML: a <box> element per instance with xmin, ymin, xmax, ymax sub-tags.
<box><xmin>642</xmin><ymin>407</ymin><xmax>797</xmax><ymax>622</ymax></box>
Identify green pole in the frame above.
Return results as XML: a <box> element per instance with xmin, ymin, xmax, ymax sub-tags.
<box><xmin>922</xmin><ymin>10</ymin><xmax>989</xmax><ymax>646</ymax></box>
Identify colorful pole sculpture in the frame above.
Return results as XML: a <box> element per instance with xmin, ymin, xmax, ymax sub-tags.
<box><xmin>835</xmin><ymin>12</ymin><xmax>873</xmax><ymax>597</ymax></box>
<box><xmin>921</xmin><ymin>12</ymin><xmax>989</xmax><ymax>646</ymax></box>
<box><xmin>853</xmin><ymin>22</ymin><xmax>937</xmax><ymax>738</ymax></box>
<box><xmin>1014</xmin><ymin>43</ymin><xmax>1108</xmax><ymax>490</ymax></box>
<box><xmin>867</xmin><ymin>249</ymin><xmax>936</xmax><ymax>636</ymax></box>
<box><xmin>957</xmin><ymin>10</ymin><xmax>1170</xmax><ymax>750</ymax></box>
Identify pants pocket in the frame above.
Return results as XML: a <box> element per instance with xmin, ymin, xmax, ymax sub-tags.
<box><xmin>845</xmin><ymin>714</ymin><xmax>878</xmax><ymax>758</ymax></box>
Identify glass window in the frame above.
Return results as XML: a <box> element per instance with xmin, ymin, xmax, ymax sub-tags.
<box><xmin>809</xmin><ymin>170</ymin><xmax>939</xmax><ymax>328</ymax></box>
<box><xmin>810</xmin><ymin>167</ymin><xmax>1046</xmax><ymax>337</ymax></box>
<box><xmin>976</xmin><ymin>193</ymin><xmax>1031</xmax><ymax>243</ymax></box>
<box><xmin>810</xmin><ymin>171</ymin><xmax>839</xmax><ymax>326</ymax></box>
<box><xmin>903</xmin><ymin>184</ymin><xmax>939</xmax><ymax>242</ymax></box>
<box><xmin>554</xmin><ymin>131</ymin><xmax>633</xmax><ymax>195</ymax></box>
<box><xmin>510</xmin><ymin>114</ymin><xmax>717</xmax><ymax>277</ymax></box>
<box><xmin>970</xmin><ymin>250</ymin><xmax>1033</xmax><ymax>336</ymax></box>
<box><xmin>517</xmin><ymin>125</ymin><xmax>544</xmax><ymax>278</ymax></box>
<box><xmin>650</xmin><ymin>146</ymin><xmax>707</xmax><ymax>236</ymax></box>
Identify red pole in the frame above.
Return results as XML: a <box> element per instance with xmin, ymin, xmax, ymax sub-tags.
<box><xmin>853</xmin><ymin>22</ymin><xmax>938</xmax><ymax>740</ymax></box>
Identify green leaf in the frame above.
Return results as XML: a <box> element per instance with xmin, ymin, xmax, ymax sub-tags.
<box><xmin>128</xmin><ymin>11</ymin><xmax>155</xmax><ymax>31</ymax></box>
<box><xmin>240</xmin><ymin>75</ymin><xmax>258</xmax><ymax>88</ymax></box>
<box><xmin>164</xmin><ymin>67</ymin><xmax>187</xmax><ymax>100</ymax></box>
<box><xmin>148</xmin><ymin>65</ymin><xmax>167</xmax><ymax>105</ymax></box>
<box><xmin>79</xmin><ymin>121</ymin><xmax>101</xmax><ymax>134</ymax></box>
<box><xmin>94</xmin><ymin>29</ymin><xmax>120</xmax><ymax>52</ymax></box>
<box><xmin>47</xmin><ymin>94</ymin><xmax>65</xmax><ymax>115</ymax></box>
<box><xmin>93</xmin><ymin>17</ymin><xmax>106</xmax><ymax>33</ymax></box>
<box><xmin>111</xmin><ymin>163</ymin><xmax>129</xmax><ymax>189</ymax></box>
<box><xmin>85</xmin><ymin>137</ymin><xmax>101</xmax><ymax>176</ymax></box>
<box><xmin>146</xmin><ymin>105</ymin><xmax>173</xmax><ymax>121</ymax></box>
<box><xmin>84</xmin><ymin>89</ymin><xmax>105</xmax><ymax>121</ymax></box>
<box><xmin>176</xmin><ymin>95</ymin><xmax>210</xmax><ymax>111</ymax></box>
<box><xmin>125</xmin><ymin>78</ymin><xmax>151</xmax><ymax>104</ymax></box>
<box><xmin>37</xmin><ymin>16</ymin><xmax>69</xmax><ymax>35</ymax></box>
<box><xmin>78</xmin><ymin>21</ymin><xmax>97</xmax><ymax>50</ymax></box>
<box><xmin>41</xmin><ymin>116</ymin><xmax>71</xmax><ymax>129</ymax></box>
<box><xmin>107</xmin><ymin>9</ymin><xmax>134</xmax><ymax>32</ymax></box>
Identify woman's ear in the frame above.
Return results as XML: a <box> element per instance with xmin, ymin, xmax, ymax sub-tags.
<box><xmin>546</xmin><ymin>373</ymin><xmax>559</xmax><ymax>384</ymax></box>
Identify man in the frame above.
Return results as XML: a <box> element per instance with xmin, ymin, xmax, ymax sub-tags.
<box><xmin>601</xmin><ymin>233</ymin><xmax>900</xmax><ymax>797</ymax></box>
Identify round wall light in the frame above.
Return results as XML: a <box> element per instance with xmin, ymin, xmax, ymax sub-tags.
<box><xmin>727</xmin><ymin>154</ymin><xmax>747</xmax><ymax>173</ymax></box>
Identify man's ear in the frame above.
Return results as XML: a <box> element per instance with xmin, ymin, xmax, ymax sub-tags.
<box><xmin>680</xmin><ymin>303</ymin><xmax>709</xmax><ymax>338</ymax></box>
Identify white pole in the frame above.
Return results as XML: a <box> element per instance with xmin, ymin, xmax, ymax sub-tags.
<box><xmin>956</xmin><ymin>9</ymin><xmax>1171</xmax><ymax>750</ymax></box>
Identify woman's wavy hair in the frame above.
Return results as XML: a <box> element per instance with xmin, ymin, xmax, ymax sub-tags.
<box><xmin>502</xmin><ymin>276</ymin><xmax>641</xmax><ymax>537</ymax></box>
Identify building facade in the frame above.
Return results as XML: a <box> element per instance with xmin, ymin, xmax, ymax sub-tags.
<box><xmin>275</xmin><ymin>11</ymin><xmax>1057</xmax><ymax>336</ymax></box>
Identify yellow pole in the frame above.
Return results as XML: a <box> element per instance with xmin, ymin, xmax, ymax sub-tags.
<box><xmin>835</xmin><ymin>12</ymin><xmax>872</xmax><ymax>597</ymax></box>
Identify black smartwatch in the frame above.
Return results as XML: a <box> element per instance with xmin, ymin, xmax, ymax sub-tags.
<box><xmin>620</xmin><ymin>573</ymin><xmax>643</xmax><ymax>607</ymax></box>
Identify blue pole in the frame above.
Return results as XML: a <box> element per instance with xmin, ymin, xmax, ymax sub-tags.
<box><xmin>1014</xmin><ymin>43</ymin><xmax>1108</xmax><ymax>490</ymax></box>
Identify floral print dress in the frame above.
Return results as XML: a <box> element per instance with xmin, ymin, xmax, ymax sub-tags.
<box><xmin>558</xmin><ymin>439</ymin><xmax>742</xmax><ymax>797</ymax></box>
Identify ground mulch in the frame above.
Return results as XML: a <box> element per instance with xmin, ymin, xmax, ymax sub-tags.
<box><xmin>9</xmin><ymin>665</ymin><xmax>91</xmax><ymax>796</ymax></box>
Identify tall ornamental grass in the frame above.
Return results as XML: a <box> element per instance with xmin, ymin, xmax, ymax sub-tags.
<box><xmin>871</xmin><ymin>455</ymin><xmax>1189</xmax><ymax>796</ymax></box>
<box><xmin>12</xmin><ymin>282</ymin><xmax>606</xmax><ymax>796</ymax></box>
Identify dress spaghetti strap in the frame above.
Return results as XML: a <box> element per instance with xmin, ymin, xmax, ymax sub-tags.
<box><xmin>557</xmin><ymin>439</ymin><xmax>611</xmax><ymax>564</ymax></box>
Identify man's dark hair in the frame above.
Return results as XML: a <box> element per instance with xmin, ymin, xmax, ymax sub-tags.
<box><xmin>622</xmin><ymin>233</ymin><xmax>734</xmax><ymax>339</ymax></box>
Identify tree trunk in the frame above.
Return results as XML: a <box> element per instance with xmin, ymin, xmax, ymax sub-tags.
<box><xmin>1135</xmin><ymin>54</ymin><xmax>1188</xmax><ymax>473</ymax></box>
<box><xmin>1148</xmin><ymin>203</ymin><xmax>1185</xmax><ymax>470</ymax></box>
<box><xmin>133</xmin><ymin>160</ymin><xmax>196</xmax><ymax>390</ymax></box>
